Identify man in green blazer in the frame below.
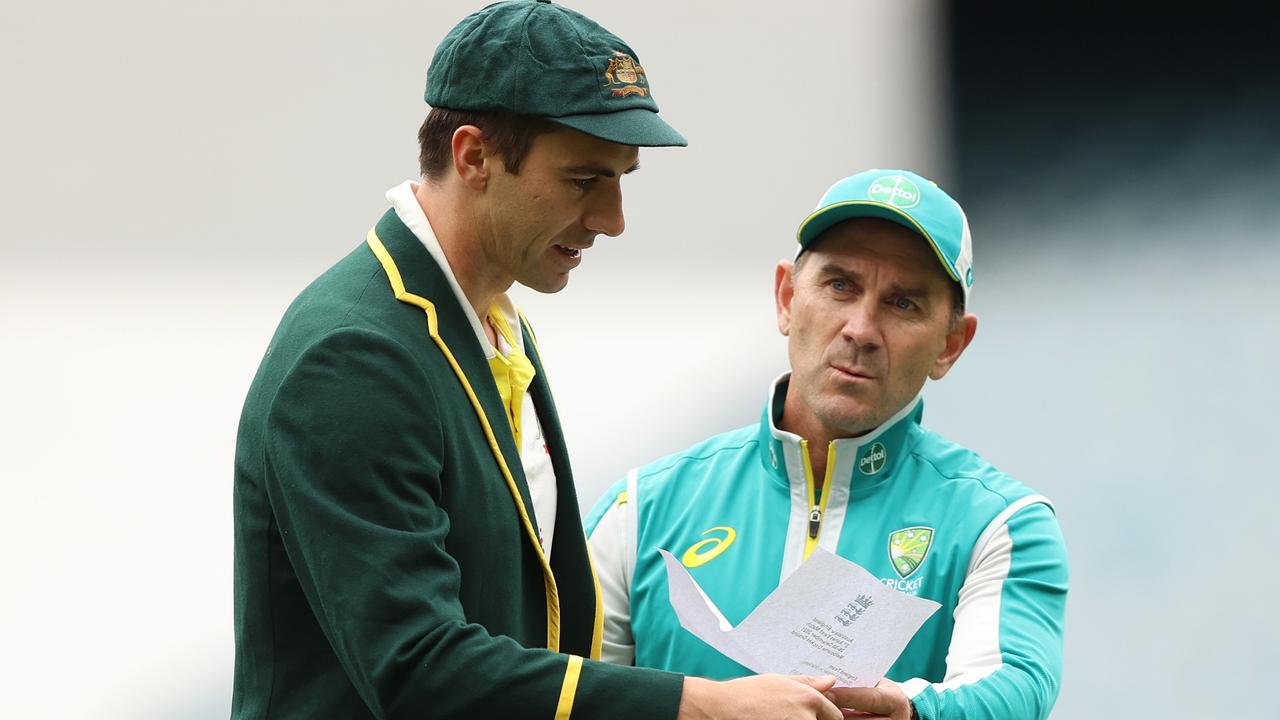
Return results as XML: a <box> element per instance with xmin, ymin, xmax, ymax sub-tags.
<box><xmin>232</xmin><ymin>2</ymin><xmax>844</xmax><ymax>719</ymax></box>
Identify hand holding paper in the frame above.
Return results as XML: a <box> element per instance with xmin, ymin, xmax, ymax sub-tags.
<box><xmin>660</xmin><ymin>547</ymin><xmax>940</xmax><ymax>687</ymax></box>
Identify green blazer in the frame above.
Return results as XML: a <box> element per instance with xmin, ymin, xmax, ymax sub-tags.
<box><xmin>232</xmin><ymin>209</ymin><xmax>683</xmax><ymax>719</ymax></box>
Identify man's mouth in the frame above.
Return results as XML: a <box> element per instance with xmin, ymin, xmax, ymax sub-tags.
<box><xmin>554</xmin><ymin>244</ymin><xmax>582</xmax><ymax>259</ymax></box>
<box><xmin>832</xmin><ymin>364</ymin><xmax>875</xmax><ymax>380</ymax></box>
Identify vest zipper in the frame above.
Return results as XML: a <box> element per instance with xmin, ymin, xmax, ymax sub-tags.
<box><xmin>800</xmin><ymin>440</ymin><xmax>837</xmax><ymax>560</ymax></box>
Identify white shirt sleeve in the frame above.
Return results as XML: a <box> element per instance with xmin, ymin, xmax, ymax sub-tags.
<box><xmin>587</xmin><ymin>486</ymin><xmax>636</xmax><ymax>665</ymax></box>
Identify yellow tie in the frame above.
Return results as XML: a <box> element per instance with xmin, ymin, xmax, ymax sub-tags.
<box><xmin>486</xmin><ymin>304</ymin><xmax>536</xmax><ymax>450</ymax></box>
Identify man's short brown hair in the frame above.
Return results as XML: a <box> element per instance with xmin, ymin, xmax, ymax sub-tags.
<box><xmin>418</xmin><ymin>108</ymin><xmax>558</xmax><ymax>181</ymax></box>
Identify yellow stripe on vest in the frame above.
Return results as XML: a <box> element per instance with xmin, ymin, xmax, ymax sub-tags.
<box><xmin>801</xmin><ymin>440</ymin><xmax>837</xmax><ymax>561</ymax></box>
<box><xmin>555</xmin><ymin>655</ymin><xmax>584</xmax><ymax>720</ymax></box>
<box><xmin>365</xmin><ymin>229</ymin><xmax>563</xmax><ymax>651</ymax></box>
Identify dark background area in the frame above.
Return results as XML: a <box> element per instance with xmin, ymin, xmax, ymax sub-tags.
<box><xmin>937</xmin><ymin>5</ymin><xmax>1280</xmax><ymax>716</ymax></box>
<box><xmin>951</xmin><ymin>4</ymin><xmax>1280</xmax><ymax>226</ymax></box>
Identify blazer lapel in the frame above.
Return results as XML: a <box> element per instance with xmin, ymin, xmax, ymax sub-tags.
<box><xmin>521</xmin><ymin>314</ymin><xmax>603</xmax><ymax>658</ymax></box>
<box><xmin>370</xmin><ymin>209</ymin><xmax>539</xmax><ymax>537</ymax></box>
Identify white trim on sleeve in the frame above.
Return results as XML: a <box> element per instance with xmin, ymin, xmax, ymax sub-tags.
<box><xmin>966</xmin><ymin>495</ymin><xmax>1051</xmax><ymax>575</ymax></box>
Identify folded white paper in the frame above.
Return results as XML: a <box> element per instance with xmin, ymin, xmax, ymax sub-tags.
<box><xmin>660</xmin><ymin>547</ymin><xmax>941</xmax><ymax>687</ymax></box>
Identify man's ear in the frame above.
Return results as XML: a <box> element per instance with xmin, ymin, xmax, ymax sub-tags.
<box><xmin>775</xmin><ymin>260</ymin><xmax>795</xmax><ymax>337</ymax></box>
<box><xmin>451</xmin><ymin>125</ymin><xmax>489</xmax><ymax>190</ymax></box>
<box><xmin>930</xmin><ymin>313</ymin><xmax>978</xmax><ymax>380</ymax></box>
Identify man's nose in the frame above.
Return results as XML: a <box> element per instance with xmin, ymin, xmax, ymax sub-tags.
<box><xmin>583</xmin><ymin>183</ymin><xmax>625</xmax><ymax>237</ymax></box>
<box><xmin>840</xmin><ymin>298</ymin><xmax>882</xmax><ymax>349</ymax></box>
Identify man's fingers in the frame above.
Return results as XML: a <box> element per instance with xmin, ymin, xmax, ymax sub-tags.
<box><xmin>779</xmin><ymin>674</ymin><xmax>843</xmax><ymax>720</ymax></box>
<box><xmin>814</xmin><ymin>691</ymin><xmax>844</xmax><ymax>720</ymax></box>
<box><xmin>790</xmin><ymin>674</ymin><xmax>839</xmax><ymax>692</ymax></box>
<box><xmin>828</xmin><ymin>686</ymin><xmax>898</xmax><ymax>715</ymax></box>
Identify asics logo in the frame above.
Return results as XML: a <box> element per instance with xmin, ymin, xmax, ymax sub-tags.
<box><xmin>681</xmin><ymin>526</ymin><xmax>737</xmax><ymax>568</ymax></box>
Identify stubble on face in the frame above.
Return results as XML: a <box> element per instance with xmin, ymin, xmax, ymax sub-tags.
<box><xmin>481</xmin><ymin>128</ymin><xmax>639</xmax><ymax>295</ymax></box>
<box><xmin>779</xmin><ymin>218</ymin><xmax>958</xmax><ymax>442</ymax></box>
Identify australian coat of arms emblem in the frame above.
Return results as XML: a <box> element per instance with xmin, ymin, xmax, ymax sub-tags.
<box><xmin>604</xmin><ymin>51</ymin><xmax>648</xmax><ymax>97</ymax></box>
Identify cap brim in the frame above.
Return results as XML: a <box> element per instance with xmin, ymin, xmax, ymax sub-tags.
<box><xmin>549</xmin><ymin>107</ymin><xmax>687</xmax><ymax>147</ymax></box>
<box><xmin>796</xmin><ymin>201</ymin><xmax>961</xmax><ymax>284</ymax></box>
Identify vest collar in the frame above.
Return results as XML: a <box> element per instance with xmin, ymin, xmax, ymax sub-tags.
<box><xmin>756</xmin><ymin>372</ymin><xmax>923</xmax><ymax>497</ymax></box>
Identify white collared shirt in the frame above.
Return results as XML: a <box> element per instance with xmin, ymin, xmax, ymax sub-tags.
<box><xmin>386</xmin><ymin>180</ymin><xmax>558</xmax><ymax>559</ymax></box>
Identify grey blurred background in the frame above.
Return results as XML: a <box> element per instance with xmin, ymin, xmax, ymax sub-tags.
<box><xmin>2</xmin><ymin>2</ymin><xmax>1276</xmax><ymax>718</ymax></box>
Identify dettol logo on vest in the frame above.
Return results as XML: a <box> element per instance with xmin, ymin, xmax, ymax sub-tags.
<box><xmin>859</xmin><ymin>442</ymin><xmax>887</xmax><ymax>475</ymax></box>
<box><xmin>867</xmin><ymin>175</ymin><xmax>921</xmax><ymax>209</ymax></box>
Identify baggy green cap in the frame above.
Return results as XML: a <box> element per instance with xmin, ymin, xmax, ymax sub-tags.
<box><xmin>796</xmin><ymin>169</ymin><xmax>975</xmax><ymax>305</ymax></box>
<box><xmin>425</xmin><ymin>0</ymin><xmax>687</xmax><ymax>147</ymax></box>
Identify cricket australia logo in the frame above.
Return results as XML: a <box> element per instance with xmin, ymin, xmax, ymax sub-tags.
<box><xmin>888</xmin><ymin>527</ymin><xmax>933</xmax><ymax>579</ymax></box>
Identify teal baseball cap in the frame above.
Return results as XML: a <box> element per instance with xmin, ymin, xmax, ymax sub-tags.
<box><xmin>425</xmin><ymin>0</ymin><xmax>686</xmax><ymax>147</ymax></box>
<box><xmin>796</xmin><ymin>169</ymin><xmax>974</xmax><ymax>305</ymax></box>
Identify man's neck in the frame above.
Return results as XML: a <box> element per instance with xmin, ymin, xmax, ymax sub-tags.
<box><xmin>778</xmin><ymin>392</ymin><xmax>876</xmax><ymax>485</ymax></box>
<box><xmin>778</xmin><ymin>408</ymin><xmax>834</xmax><ymax>485</ymax></box>
<box><xmin>414</xmin><ymin>179</ymin><xmax>510</xmax><ymax>327</ymax></box>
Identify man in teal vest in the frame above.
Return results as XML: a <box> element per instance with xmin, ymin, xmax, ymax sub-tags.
<box><xmin>233</xmin><ymin>2</ymin><xmax>844</xmax><ymax>719</ymax></box>
<box><xmin>587</xmin><ymin>170</ymin><xmax>1069</xmax><ymax>720</ymax></box>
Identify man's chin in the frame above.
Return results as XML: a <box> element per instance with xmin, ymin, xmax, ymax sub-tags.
<box><xmin>520</xmin><ymin>273</ymin><xmax>571</xmax><ymax>295</ymax></box>
<box><xmin>815</xmin><ymin>399</ymin><xmax>885</xmax><ymax>437</ymax></box>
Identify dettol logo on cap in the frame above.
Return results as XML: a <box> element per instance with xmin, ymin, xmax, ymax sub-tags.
<box><xmin>868</xmin><ymin>175</ymin><xmax>921</xmax><ymax>209</ymax></box>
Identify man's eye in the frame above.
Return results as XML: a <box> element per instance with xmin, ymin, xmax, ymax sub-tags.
<box><xmin>572</xmin><ymin>178</ymin><xmax>596</xmax><ymax>190</ymax></box>
<box><xmin>830</xmin><ymin>279</ymin><xmax>848</xmax><ymax>292</ymax></box>
<box><xmin>893</xmin><ymin>297</ymin><xmax>917</xmax><ymax>310</ymax></box>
